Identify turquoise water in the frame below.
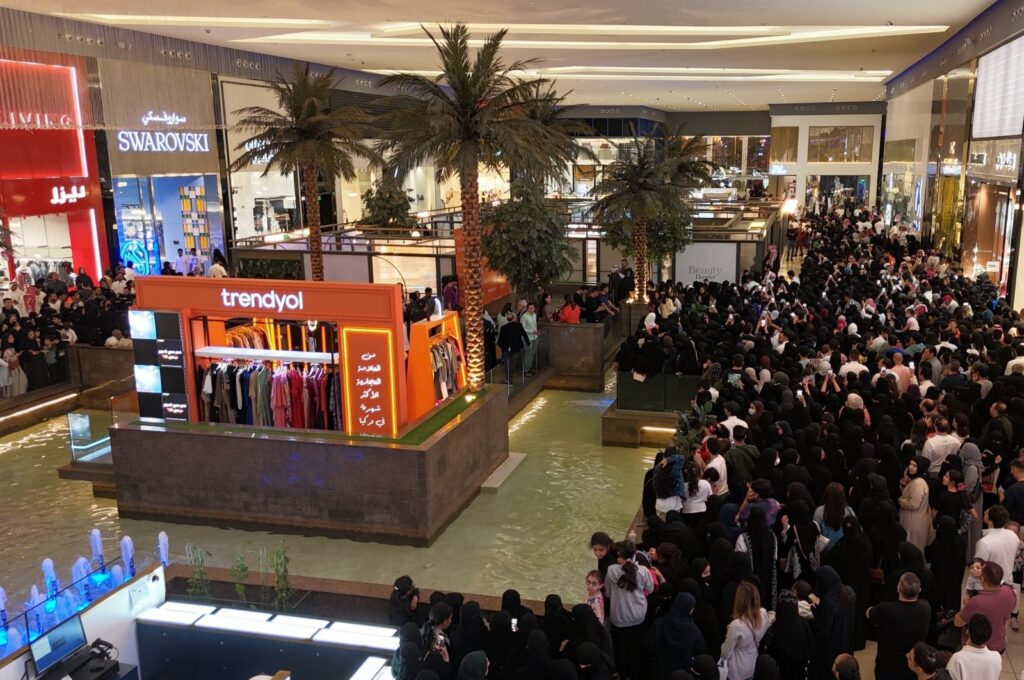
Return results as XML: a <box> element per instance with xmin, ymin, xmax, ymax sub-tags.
<box><xmin>0</xmin><ymin>387</ymin><xmax>654</xmax><ymax>606</ymax></box>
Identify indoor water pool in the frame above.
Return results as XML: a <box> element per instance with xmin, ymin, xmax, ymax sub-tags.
<box><xmin>0</xmin><ymin>387</ymin><xmax>655</xmax><ymax>607</ymax></box>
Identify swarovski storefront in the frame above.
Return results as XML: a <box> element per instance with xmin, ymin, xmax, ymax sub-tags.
<box><xmin>99</xmin><ymin>60</ymin><xmax>224</xmax><ymax>275</ymax></box>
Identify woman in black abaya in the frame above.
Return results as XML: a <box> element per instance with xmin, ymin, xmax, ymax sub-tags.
<box><xmin>824</xmin><ymin>516</ymin><xmax>871</xmax><ymax>649</ymax></box>
<box><xmin>767</xmin><ymin>591</ymin><xmax>814</xmax><ymax>680</ymax></box>
<box><xmin>925</xmin><ymin>515</ymin><xmax>966</xmax><ymax>614</ymax></box>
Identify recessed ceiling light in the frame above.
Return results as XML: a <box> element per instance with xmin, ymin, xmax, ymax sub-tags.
<box><xmin>56</xmin><ymin>13</ymin><xmax>336</xmax><ymax>28</ymax></box>
<box><xmin>237</xmin><ymin>25</ymin><xmax>948</xmax><ymax>50</ymax></box>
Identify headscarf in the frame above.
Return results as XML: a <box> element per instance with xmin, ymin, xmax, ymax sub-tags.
<box><xmin>549</xmin><ymin>659</ymin><xmax>578</xmax><ymax>680</ymax></box>
<box><xmin>455</xmin><ymin>601</ymin><xmax>488</xmax><ymax>664</ymax></box>
<box><xmin>501</xmin><ymin>589</ymin><xmax>527</xmax><ymax>618</ymax></box>
<box><xmin>524</xmin><ymin>629</ymin><xmax>551</xmax><ymax>674</ymax></box>
<box><xmin>717</xmin><ymin>503</ymin><xmax>743</xmax><ymax>544</ymax></box>
<box><xmin>897</xmin><ymin>541</ymin><xmax>927</xmax><ymax>572</ymax></box>
<box><xmin>394</xmin><ymin>641</ymin><xmax>424</xmax><ymax>680</ymax></box>
<box><xmin>457</xmin><ymin>651</ymin><xmax>488</xmax><ymax>680</ymax></box>
<box><xmin>485</xmin><ymin>611</ymin><xmax>515</xmax><ymax>668</ymax></box>
<box><xmin>690</xmin><ymin>655</ymin><xmax>719</xmax><ymax>680</ymax></box>
<box><xmin>645</xmin><ymin>312</ymin><xmax>658</xmax><ymax>331</ymax></box>
<box><xmin>771</xmin><ymin>591</ymin><xmax>809</xmax><ymax>654</ymax></box>
<box><xmin>656</xmin><ymin>593</ymin><xmax>701</xmax><ymax>675</ymax></box>
<box><xmin>813</xmin><ymin>565</ymin><xmax>843</xmax><ymax>633</ymax></box>
<box><xmin>752</xmin><ymin>655</ymin><xmax>780</xmax><ymax>680</ymax></box>
<box><xmin>541</xmin><ymin>594</ymin><xmax>572</xmax><ymax>652</ymax></box>
<box><xmin>576</xmin><ymin>642</ymin><xmax>614</xmax><ymax>678</ymax></box>
<box><xmin>570</xmin><ymin>604</ymin><xmax>613</xmax><ymax>659</ymax></box>
<box><xmin>443</xmin><ymin>592</ymin><xmax>465</xmax><ymax>626</ymax></box>
<box><xmin>910</xmin><ymin>455</ymin><xmax>931</xmax><ymax>479</ymax></box>
<box><xmin>708</xmin><ymin>537</ymin><xmax>734</xmax><ymax>594</ymax></box>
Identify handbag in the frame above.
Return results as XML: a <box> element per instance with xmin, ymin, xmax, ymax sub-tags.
<box><xmin>810</xmin><ymin>521</ymin><xmax>830</xmax><ymax>570</ymax></box>
<box><xmin>718</xmin><ymin>657</ymin><xmax>729</xmax><ymax>680</ymax></box>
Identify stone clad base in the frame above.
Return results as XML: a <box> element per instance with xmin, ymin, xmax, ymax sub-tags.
<box><xmin>601</xmin><ymin>401</ymin><xmax>677</xmax><ymax>448</ymax></box>
<box><xmin>110</xmin><ymin>388</ymin><xmax>509</xmax><ymax>546</ymax></box>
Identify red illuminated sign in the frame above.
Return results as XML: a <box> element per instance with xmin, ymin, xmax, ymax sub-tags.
<box><xmin>341</xmin><ymin>328</ymin><xmax>399</xmax><ymax>438</ymax></box>
<box><xmin>0</xmin><ymin>59</ymin><xmax>88</xmax><ymax>180</ymax></box>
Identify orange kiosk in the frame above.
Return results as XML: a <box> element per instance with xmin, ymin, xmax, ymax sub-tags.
<box><xmin>117</xmin><ymin>278</ymin><xmax>503</xmax><ymax>545</ymax></box>
<box><xmin>130</xmin><ymin>277</ymin><xmax>469</xmax><ymax>438</ymax></box>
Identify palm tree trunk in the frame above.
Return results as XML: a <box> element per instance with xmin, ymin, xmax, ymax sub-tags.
<box><xmin>634</xmin><ymin>218</ymin><xmax>648</xmax><ymax>300</ymax></box>
<box><xmin>460</xmin><ymin>171</ymin><xmax>485</xmax><ymax>392</ymax></box>
<box><xmin>303</xmin><ymin>163</ymin><xmax>324</xmax><ymax>281</ymax></box>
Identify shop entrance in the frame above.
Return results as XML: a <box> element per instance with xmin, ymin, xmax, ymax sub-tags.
<box><xmin>963</xmin><ymin>181</ymin><xmax>1016</xmax><ymax>294</ymax></box>
<box><xmin>113</xmin><ymin>175</ymin><xmax>224</xmax><ymax>275</ymax></box>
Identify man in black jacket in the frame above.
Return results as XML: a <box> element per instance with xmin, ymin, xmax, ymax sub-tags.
<box><xmin>497</xmin><ymin>312</ymin><xmax>530</xmax><ymax>384</ymax></box>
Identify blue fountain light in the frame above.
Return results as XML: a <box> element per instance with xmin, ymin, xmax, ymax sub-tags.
<box><xmin>89</xmin><ymin>572</ymin><xmax>111</xmax><ymax>586</ymax></box>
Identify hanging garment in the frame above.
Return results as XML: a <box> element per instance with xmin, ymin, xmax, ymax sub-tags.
<box><xmin>271</xmin><ymin>368</ymin><xmax>291</xmax><ymax>427</ymax></box>
<box><xmin>288</xmin><ymin>368</ymin><xmax>304</xmax><ymax>428</ymax></box>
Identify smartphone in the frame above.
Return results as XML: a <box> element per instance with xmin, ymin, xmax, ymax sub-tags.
<box><xmin>797</xmin><ymin>389</ymin><xmax>804</xmax><ymax>398</ymax></box>
<box><xmin>909</xmin><ymin>361</ymin><xmax>916</xmax><ymax>370</ymax></box>
<box><xmin>828</xmin><ymin>369</ymin><xmax>834</xmax><ymax>376</ymax></box>
<box><xmin>511</xmin><ymin>618</ymin><xmax>518</xmax><ymax>633</ymax></box>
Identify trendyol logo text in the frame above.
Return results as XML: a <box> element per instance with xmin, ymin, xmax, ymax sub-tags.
<box><xmin>220</xmin><ymin>289</ymin><xmax>304</xmax><ymax>313</ymax></box>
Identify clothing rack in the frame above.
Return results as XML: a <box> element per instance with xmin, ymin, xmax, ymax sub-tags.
<box><xmin>407</xmin><ymin>311</ymin><xmax>467</xmax><ymax>421</ymax></box>
<box><xmin>197</xmin><ymin>357</ymin><xmax>341</xmax><ymax>431</ymax></box>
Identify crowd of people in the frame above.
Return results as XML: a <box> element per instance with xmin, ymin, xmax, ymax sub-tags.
<box><xmin>387</xmin><ymin>204</ymin><xmax>1024</xmax><ymax>680</ymax></box>
<box><xmin>0</xmin><ymin>263</ymin><xmax>135</xmax><ymax>399</ymax></box>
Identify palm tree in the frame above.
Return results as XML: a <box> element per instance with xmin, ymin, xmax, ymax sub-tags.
<box><xmin>590</xmin><ymin>127</ymin><xmax>712</xmax><ymax>296</ymax></box>
<box><xmin>231</xmin><ymin>64</ymin><xmax>376</xmax><ymax>280</ymax></box>
<box><xmin>378</xmin><ymin>24</ymin><xmax>582</xmax><ymax>392</ymax></box>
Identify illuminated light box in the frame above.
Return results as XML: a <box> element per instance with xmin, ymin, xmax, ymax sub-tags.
<box><xmin>327</xmin><ymin>621</ymin><xmax>398</xmax><ymax>637</ymax></box>
<box><xmin>194</xmin><ymin>614</ymin><xmax>317</xmax><ymax>641</ymax></box>
<box><xmin>312</xmin><ymin>628</ymin><xmax>400</xmax><ymax>652</ymax></box>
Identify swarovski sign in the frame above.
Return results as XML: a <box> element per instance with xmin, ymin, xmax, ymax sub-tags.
<box><xmin>116</xmin><ymin>130</ymin><xmax>210</xmax><ymax>153</ymax></box>
<box><xmin>116</xmin><ymin>110</ymin><xmax>209</xmax><ymax>154</ymax></box>
<box><xmin>220</xmin><ymin>289</ymin><xmax>304</xmax><ymax>313</ymax></box>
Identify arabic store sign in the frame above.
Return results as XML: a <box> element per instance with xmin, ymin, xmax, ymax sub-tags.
<box><xmin>341</xmin><ymin>328</ymin><xmax>398</xmax><ymax>437</ymax></box>
<box><xmin>116</xmin><ymin>112</ymin><xmax>209</xmax><ymax>153</ymax></box>
<box><xmin>0</xmin><ymin>177</ymin><xmax>94</xmax><ymax>216</ymax></box>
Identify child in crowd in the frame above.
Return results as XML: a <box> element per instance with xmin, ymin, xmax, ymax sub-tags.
<box><xmin>793</xmin><ymin>580</ymin><xmax>815</xmax><ymax>620</ymax></box>
<box><xmin>965</xmin><ymin>558</ymin><xmax>985</xmax><ymax>600</ymax></box>
<box><xmin>585</xmin><ymin>570</ymin><xmax>605</xmax><ymax>624</ymax></box>
<box><xmin>590</xmin><ymin>531</ymin><xmax>615</xmax><ymax>576</ymax></box>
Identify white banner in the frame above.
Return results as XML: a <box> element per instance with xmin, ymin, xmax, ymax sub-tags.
<box><xmin>675</xmin><ymin>242</ymin><xmax>737</xmax><ymax>284</ymax></box>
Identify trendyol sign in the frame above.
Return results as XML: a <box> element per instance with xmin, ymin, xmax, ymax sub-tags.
<box><xmin>220</xmin><ymin>288</ymin><xmax>304</xmax><ymax>313</ymax></box>
<box><xmin>116</xmin><ymin>111</ymin><xmax>209</xmax><ymax>154</ymax></box>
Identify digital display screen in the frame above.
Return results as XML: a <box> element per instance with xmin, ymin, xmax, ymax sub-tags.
<box><xmin>30</xmin><ymin>616</ymin><xmax>87</xmax><ymax>674</ymax></box>
<box><xmin>134</xmin><ymin>364</ymin><xmax>162</xmax><ymax>394</ymax></box>
<box><xmin>161</xmin><ymin>393</ymin><xmax>190</xmax><ymax>420</ymax></box>
<box><xmin>128</xmin><ymin>310</ymin><xmax>157</xmax><ymax>340</ymax></box>
<box><xmin>157</xmin><ymin>340</ymin><xmax>184</xmax><ymax>367</ymax></box>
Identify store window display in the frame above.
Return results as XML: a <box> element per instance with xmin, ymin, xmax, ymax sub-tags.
<box><xmin>223</xmin><ymin>80</ymin><xmax>301</xmax><ymax>239</ymax></box>
<box><xmin>113</xmin><ymin>175</ymin><xmax>224</xmax><ymax>276</ymax></box>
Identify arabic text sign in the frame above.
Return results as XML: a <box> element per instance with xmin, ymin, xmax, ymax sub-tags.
<box><xmin>341</xmin><ymin>328</ymin><xmax>397</xmax><ymax>438</ymax></box>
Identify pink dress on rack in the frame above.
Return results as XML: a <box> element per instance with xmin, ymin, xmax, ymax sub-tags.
<box><xmin>271</xmin><ymin>371</ymin><xmax>290</xmax><ymax>427</ymax></box>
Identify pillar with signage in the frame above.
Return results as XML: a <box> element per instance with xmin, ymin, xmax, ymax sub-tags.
<box><xmin>99</xmin><ymin>60</ymin><xmax>224</xmax><ymax>276</ymax></box>
<box><xmin>0</xmin><ymin>51</ymin><xmax>110</xmax><ymax>281</ymax></box>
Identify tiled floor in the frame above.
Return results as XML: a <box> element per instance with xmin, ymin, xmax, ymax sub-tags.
<box><xmin>852</xmin><ymin>625</ymin><xmax>1024</xmax><ymax>680</ymax></box>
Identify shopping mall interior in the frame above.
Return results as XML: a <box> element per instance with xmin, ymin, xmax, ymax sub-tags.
<box><xmin>3</xmin><ymin>1</ymin><xmax>1024</xmax><ymax>679</ymax></box>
